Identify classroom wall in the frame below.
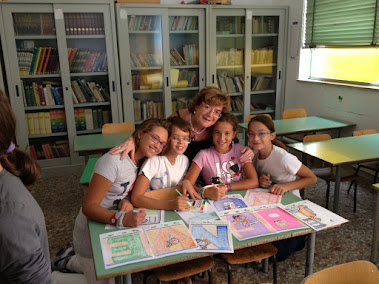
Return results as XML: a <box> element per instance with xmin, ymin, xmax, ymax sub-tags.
<box><xmin>165</xmin><ymin>0</ymin><xmax>379</xmax><ymax>132</ymax></box>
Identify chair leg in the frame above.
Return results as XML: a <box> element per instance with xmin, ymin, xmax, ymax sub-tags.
<box><xmin>325</xmin><ymin>181</ymin><xmax>330</xmax><ymax>209</ymax></box>
<box><xmin>353</xmin><ymin>180</ymin><xmax>358</xmax><ymax>213</ymax></box>
<box><xmin>226</xmin><ymin>263</ymin><xmax>232</xmax><ymax>284</ymax></box>
<box><xmin>262</xmin><ymin>257</ymin><xmax>269</xmax><ymax>273</ymax></box>
<box><xmin>348</xmin><ymin>165</ymin><xmax>361</xmax><ymax>194</ymax></box>
<box><xmin>272</xmin><ymin>255</ymin><xmax>277</xmax><ymax>284</ymax></box>
<box><xmin>208</xmin><ymin>268</ymin><xmax>212</xmax><ymax>284</ymax></box>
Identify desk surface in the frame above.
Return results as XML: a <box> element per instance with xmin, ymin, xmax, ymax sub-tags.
<box><xmin>238</xmin><ymin>116</ymin><xmax>355</xmax><ymax>135</ymax></box>
<box><xmin>288</xmin><ymin>133</ymin><xmax>379</xmax><ymax>166</ymax></box>
<box><xmin>373</xmin><ymin>183</ymin><xmax>379</xmax><ymax>191</ymax></box>
<box><xmin>89</xmin><ymin>191</ymin><xmax>313</xmax><ymax>280</ymax></box>
<box><xmin>74</xmin><ymin>132</ymin><xmax>132</xmax><ymax>152</ymax></box>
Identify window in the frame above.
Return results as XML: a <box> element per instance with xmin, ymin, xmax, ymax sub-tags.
<box><xmin>301</xmin><ymin>0</ymin><xmax>379</xmax><ymax>86</ymax></box>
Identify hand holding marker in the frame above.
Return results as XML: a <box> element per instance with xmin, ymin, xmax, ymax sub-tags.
<box><xmin>176</xmin><ymin>189</ymin><xmax>193</xmax><ymax>207</ymax></box>
<box><xmin>262</xmin><ymin>171</ymin><xmax>272</xmax><ymax>188</ymax></box>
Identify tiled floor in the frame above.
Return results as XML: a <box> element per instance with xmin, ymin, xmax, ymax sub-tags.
<box><xmin>29</xmin><ymin>170</ymin><xmax>379</xmax><ymax>283</ymax></box>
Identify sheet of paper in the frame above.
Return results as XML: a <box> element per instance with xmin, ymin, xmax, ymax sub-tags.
<box><xmin>189</xmin><ymin>220</ymin><xmax>233</xmax><ymax>253</ymax></box>
<box><xmin>175</xmin><ymin>201</ymin><xmax>219</xmax><ymax>224</ymax></box>
<box><xmin>244</xmin><ymin>188</ymin><xmax>282</xmax><ymax>206</ymax></box>
<box><xmin>105</xmin><ymin>209</ymin><xmax>163</xmax><ymax>229</ymax></box>
<box><xmin>283</xmin><ymin>200</ymin><xmax>349</xmax><ymax>230</ymax></box>
<box><xmin>208</xmin><ymin>194</ymin><xmax>248</xmax><ymax>211</ymax></box>
<box><xmin>99</xmin><ymin>227</ymin><xmax>153</xmax><ymax>269</ymax></box>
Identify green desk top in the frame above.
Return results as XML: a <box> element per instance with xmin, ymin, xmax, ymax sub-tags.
<box><xmin>74</xmin><ymin>132</ymin><xmax>133</xmax><ymax>152</ymax></box>
<box><xmin>288</xmin><ymin>133</ymin><xmax>379</xmax><ymax>166</ymax></box>
<box><xmin>79</xmin><ymin>157</ymin><xmax>99</xmax><ymax>184</ymax></box>
<box><xmin>89</xmin><ymin>191</ymin><xmax>312</xmax><ymax>280</ymax></box>
<box><xmin>238</xmin><ymin>116</ymin><xmax>355</xmax><ymax>135</ymax></box>
<box><xmin>372</xmin><ymin>183</ymin><xmax>379</xmax><ymax>191</ymax></box>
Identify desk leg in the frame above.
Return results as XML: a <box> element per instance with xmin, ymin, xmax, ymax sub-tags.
<box><xmin>115</xmin><ymin>276</ymin><xmax>122</xmax><ymax>284</ymax></box>
<box><xmin>333</xmin><ymin>165</ymin><xmax>341</xmax><ymax>214</ymax></box>
<box><xmin>305</xmin><ymin>232</ymin><xmax>316</xmax><ymax>277</ymax></box>
<box><xmin>371</xmin><ymin>190</ymin><xmax>379</xmax><ymax>263</ymax></box>
<box><xmin>115</xmin><ymin>274</ymin><xmax>132</xmax><ymax>284</ymax></box>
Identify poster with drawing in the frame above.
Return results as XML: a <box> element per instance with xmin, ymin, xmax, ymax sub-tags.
<box><xmin>244</xmin><ymin>188</ymin><xmax>282</xmax><ymax>206</ymax></box>
<box><xmin>144</xmin><ymin>220</ymin><xmax>199</xmax><ymax>257</ymax></box>
<box><xmin>176</xmin><ymin>201</ymin><xmax>219</xmax><ymax>224</ymax></box>
<box><xmin>217</xmin><ymin>207</ymin><xmax>276</xmax><ymax>241</ymax></box>
<box><xmin>283</xmin><ymin>200</ymin><xmax>349</xmax><ymax>230</ymax></box>
<box><xmin>189</xmin><ymin>220</ymin><xmax>233</xmax><ymax>253</ymax></box>
<box><xmin>208</xmin><ymin>194</ymin><xmax>248</xmax><ymax>211</ymax></box>
<box><xmin>105</xmin><ymin>209</ymin><xmax>163</xmax><ymax>230</ymax></box>
<box><xmin>99</xmin><ymin>227</ymin><xmax>153</xmax><ymax>269</ymax></box>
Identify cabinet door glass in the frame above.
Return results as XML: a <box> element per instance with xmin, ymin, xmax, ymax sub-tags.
<box><xmin>128</xmin><ymin>15</ymin><xmax>164</xmax><ymax>123</ymax></box>
<box><xmin>250</xmin><ymin>16</ymin><xmax>278</xmax><ymax>116</ymax></box>
<box><xmin>63</xmin><ymin>12</ymin><xmax>111</xmax><ymax>135</ymax></box>
<box><xmin>215</xmin><ymin>16</ymin><xmax>245</xmax><ymax>118</ymax></box>
<box><xmin>13</xmin><ymin>12</ymin><xmax>70</xmax><ymax>161</ymax></box>
<box><xmin>169</xmin><ymin>15</ymin><xmax>199</xmax><ymax>113</ymax></box>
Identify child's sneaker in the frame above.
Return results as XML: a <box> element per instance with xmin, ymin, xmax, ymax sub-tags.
<box><xmin>51</xmin><ymin>243</ymin><xmax>75</xmax><ymax>272</ymax></box>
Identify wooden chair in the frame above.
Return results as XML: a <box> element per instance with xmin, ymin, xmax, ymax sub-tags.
<box><xmin>301</xmin><ymin>260</ymin><xmax>379</xmax><ymax>284</ymax></box>
<box><xmin>282</xmin><ymin>108</ymin><xmax>307</xmax><ymax>119</ymax></box>
<box><xmin>303</xmin><ymin>134</ymin><xmax>359</xmax><ymax>212</ymax></box>
<box><xmin>221</xmin><ymin>243</ymin><xmax>277</xmax><ymax>284</ymax></box>
<box><xmin>246</xmin><ymin>113</ymin><xmax>272</xmax><ymax>123</ymax></box>
<box><xmin>102</xmin><ymin>122</ymin><xmax>134</xmax><ymax>134</ymax></box>
<box><xmin>347</xmin><ymin>129</ymin><xmax>379</xmax><ymax>192</ymax></box>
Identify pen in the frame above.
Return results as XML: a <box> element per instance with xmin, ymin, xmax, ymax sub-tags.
<box><xmin>176</xmin><ymin>189</ymin><xmax>193</xmax><ymax>207</ymax></box>
<box><xmin>262</xmin><ymin>171</ymin><xmax>270</xmax><ymax>182</ymax></box>
<box><xmin>133</xmin><ymin>210</ymin><xmax>140</xmax><ymax>213</ymax></box>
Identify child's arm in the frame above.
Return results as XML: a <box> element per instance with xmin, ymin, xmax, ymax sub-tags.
<box><xmin>82</xmin><ymin>173</ymin><xmax>146</xmax><ymax>227</ymax></box>
<box><xmin>131</xmin><ymin>173</ymin><xmax>189</xmax><ymax>211</ymax></box>
<box><xmin>269</xmin><ymin>164</ymin><xmax>317</xmax><ymax>195</ymax></box>
<box><xmin>181</xmin><ymin>162</ymin><xmax>202</xmax><ymax>200</ymax></box>
<box><xmin>226</xmin><ymin>163</ymin><xmax>259</xmax><ymax>191</ymax></box>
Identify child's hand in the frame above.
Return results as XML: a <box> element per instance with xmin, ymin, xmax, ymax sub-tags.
<box><xmin>269</xmin><ymin>184</ymin><xmax>288</xmax><ymax>196</ymax></box>
<box><xmin>260</xmin><ymin>173</ymin><xmax>272</xmax><ymax>188</ymax></box>
<box><xmin>173</xmin><ymin>196</ymin><xmax>190</xmax><ymax>211</ymax></box>
<box><xmin>109</xmin><ymin>137</ymin><xmax>136</xmax><ymax>160</ymax></box>
<box><xmin>123</xmin><ymin>208</ymin><xmax>146</xmax><ymax>227</ymax></box>
<box><xmin>118</xmin><ymin>199</ymin><xmax>133</xmax><ymax>212</ymax></box>
<box><xmin>181</xmin><ymin>180</ymin><xmax>201</xmax><ymax>200</ymax></box>
<box><xmin>204</xmin><ymin>184</ymin><xmax>226</xmax><ymax>200</ymax></box>
<box><xmin>240</xmin><ymin>146</ymin><xmax>254</xmax><ymax>164</ymax></box>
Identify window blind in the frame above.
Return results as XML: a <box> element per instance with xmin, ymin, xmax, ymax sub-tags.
<box><xmin>305</xmin><ymin>0</ymin><xmax>379</xmax><ymax>47</ymax></box>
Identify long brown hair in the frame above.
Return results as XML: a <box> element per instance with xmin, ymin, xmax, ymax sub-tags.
<box><xmin>0</xmin><ymin>90</ymin><xmax>41</xmax><ymax>185</ymax></box>
<box><xmin>187</xmin><ymin>86</ymin><xmax>230</xmax><ymax>114</ymax></box>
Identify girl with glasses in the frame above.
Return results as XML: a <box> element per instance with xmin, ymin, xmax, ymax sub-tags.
<box><xmin>182</xmin><ymin>113</ymin><xmax>259</xmax><ymax>200</ymax></box>
<box><xmin>73</xmin><ymin>118</ymin><xmax>169</xmax><ymax>283</ymax></box>
<box><xmin>131</xmin><ymin>117</ymin><xmax>192</xmax><ymax>211</ymax></box>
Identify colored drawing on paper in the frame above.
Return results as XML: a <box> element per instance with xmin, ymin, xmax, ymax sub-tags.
<box><xmin>244</xmin><ymin>188</ymin><xmax>282</xmax><ymax>206</ymax></box>
<box><xmin>255</xmin><ymin>206</ymin><xmax>307</xmax><ymax>232</ymax></box>
<box><xmin>99</xmin><ymin>228</ymin><xmax>153</xmax><ymax>269</ymax></box>
<box><xmin>183</xmin><ymin>199</ymin><xmax>205</xmax><ymax>212</ymax></box>
<box><xmin>144</xmin><ymin>220</ymin><xmax>198</xmax><ymax>257</ymax></box>
<box><xmin>209</xmin><ymin>194</ymin><xmax>248</xmax><ymax>211</ymax></box>
<box><xmin>189</xmin><ymin>220</ymin><xmax>233</xmax><ymax>253</ymax></box>
<box><xmin>283</xmin><ymin>200</ymin><xmax>348</xmax><ymax>231</ymax></box>
<box><xmin>142</xmin><ymin>209</ymin><xmax>163</xmax><ymax>225</ymax></box>
<box><xmin>176</xmin><ymin>201</ymin><xmax>218</xmax><ymax>224</ymax></box>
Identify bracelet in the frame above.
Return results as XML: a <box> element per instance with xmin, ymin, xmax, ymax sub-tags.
<box><xmin>198</xmin><ymin>187</ymin><xmax>204</xmax><ymax>198</ymax></box>
<box><xmin>202</xmin><ymin>186</ymin><xmax>208</xmax><ymax>198</ymax></box>
<box><xmin>116</xmin><ymin>211</ymin><xmax>126</xmax><ymax>228</ymax></box>
<box><xmin>110</xmin><ymin>212</ymin><xmax>117</xmax><ymax>226</ymax></box>
<box><xmin>227</xmin><ymin>183</ymin><xmax>232</xmax><ymax>191</ymax></box>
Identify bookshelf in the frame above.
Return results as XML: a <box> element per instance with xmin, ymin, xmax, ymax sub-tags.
<box><xmin>0</xmin><ymin>1</ymin><xmax>121</xmax><ymax>175</ymax></box>
<box><xmin>209</xmin><ymin>7</ymin><xmax>286</xmax><ymax>123</ymax></box>
<box><xmin>116</xmin><ymin>4</ymin><xmax>206</xmax><ymax>125</ymax></box>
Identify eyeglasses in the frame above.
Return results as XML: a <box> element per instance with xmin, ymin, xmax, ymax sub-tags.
<box><xmin>247</xmin><ymin>132</ymin><xmax>272</xmax><ymax>138</ymax></box>
<box><xmin>202</xmin><ymin>103</ymin><xmax>222</xmax><ymax>118</ymax></box>
<box><xmin>171</xmin><ymin>136</ymin><xmax>191</xmax><ymax>144</ymax></box>
<box><xmin>149</xmin><ymin>133</ymin><xmax>167</xmax><ymax>149</ymax></box>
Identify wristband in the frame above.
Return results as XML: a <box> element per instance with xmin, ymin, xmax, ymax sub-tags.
<box><xmin>198</xmin><ymin>187</ymin><xmax>204</xmax><ymax>198</ymax></box>
<box><xmin>110</xmin><ymin>212</ymin><xmax>117</xmax><ymax>226</ymax></box>
<box><xmin>202</xmin><ymin>186</ymin><xmax>207</xmax><ymax>198</ymax></box>
<box><xmin>227</xmin><ymin>183</ymin><xmax>232</xmax><ymax>191</ymax></box>
<box><xmin>116</xmin><ymin>211</ymin><xmax>126</xmax><ymax>228</ymax></box>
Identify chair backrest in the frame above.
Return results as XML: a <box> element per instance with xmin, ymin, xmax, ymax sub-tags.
<box><xmin>144</xmin><ymin>186</ymin><xmax>181</xmax><ymax>200</ymax></box>
<box><xmin>246</xmin><ymin>113</ymin><xmax>272</xmax><ymax>123</ymax></box>
<box><xmin>301</xmin><ymin>260</ymin><xmax>379</xmax><ymax>284</ymax></box>
<box><xmin>353</xmin><ymin>129</ymin><xmax>378</xmax><ymax>136</ymax></box>
<box><xmin>282</xmin><ymin>108</ymin><xmax>307</xmax><ymax>119</ymax></box>
<box><xmin>303</xmin><ymin>134</ymin><xmax>332</xmax><ymax>143</ymax></box>
<box><xmin>102</xmin><ymin>122</ymin><xmax>135</xmax><ymax>134</ymax></box>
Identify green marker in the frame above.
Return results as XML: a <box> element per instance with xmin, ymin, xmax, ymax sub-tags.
<box><xmin>262</xmin><ymin>171</ymin><xmax>270</xmax><ymax>182</ymax></box>
<box><xmin>176</xmin><ymin>189</ymin><xmax>192</xmax><ymax>207</ymax></box>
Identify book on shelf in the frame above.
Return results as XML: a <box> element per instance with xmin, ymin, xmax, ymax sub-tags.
<box><xmin>26</xmin><ymin>110</ymin><xmax>66</xmax><ymax>134</ymax></box>
<box><xmin>17</xmin><ymin>47</ymin><xmax>60</xmax><ymax>75</ymax></box>
<box><xmin>230</xmin><ymin>97</ymin><xmax>244</xmax><ymax>112</ymax></box>
<box><xmin>169</xmin><ymin>16</ymin><xmax>198</xmax><ymax>31</ymax></box>
<box><xmin>64</xmin><ymin>13</ymin><xmax>104</xmax><ymax>36</ymax></box>
<box><xmin>216</xmin><ymin>48</ymin><xmax>244</xmax><ymax>66</ymax></box>
<box><xmin>251</xmin><ymin>75</ymin><xmax>272</xmax><ymax>91</ymax></box>
<box><xmin>74</xmin><ymin>108</ymin><xmax>110</xmax><ymax>131</ymax></box>
<box><xmin>217</xmin><ymin>73</ymin><xmax>244</xmax><ymax>93</ymax></box>
<box><xmin>251</xmin><ymin>48</ymin><xmax>274</xmax><ymax>65</ymax></box>
<box><xmin>128</xmin><ymin>16</ymin><xmax>159</xmax><ymax>31</ymax></box>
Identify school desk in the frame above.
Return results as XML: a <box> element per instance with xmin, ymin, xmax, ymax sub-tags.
<box><xmin>238</xmin><ymin>116</ymin><xmax>355</xmax><ymax>137</ymax></box>
<box><xmin>74</xmin><ymin>132</ymin><xmax>132</xmax><ymax>163</ymax></box>
<box><xmin>87</xmin><ymin>189</ymin><xmax>343</xmax><ymax>281</ymax></box>
<box><xmin>371</xmin><ymin>183</ymin><xmax>379</xmax><ymax>263</ymax></box>
<box><xmin>288</xmin><ymin>133</ymin><xmax>379</xmax><ymax>214</ymax></box>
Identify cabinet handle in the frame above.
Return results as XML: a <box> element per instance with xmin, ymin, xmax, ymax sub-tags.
<box><xmin>15</xmin><ymin>85</ymin><xmax>20</xmax><ymax>97</ymax></box>
<box><xmin>112</xmin><ymin>81</ymin><xmax>115</xmax><ymax>92</ymax></box>
<box><xmin>212</xmin><ymin>74</ymin><xmax>214</xmax><ymax>84</ymax></box>
<box><xmin>279</xmin><ymin>71</ymin><xmax>281</xmax><ymax>80</ymax></box>
<box><xmin>166</xmin><ymin>77</ymin><xmax>169</xmax><ymax>87</ymax></box>
<box><xmin>65</xmin><ymin>87</ymin><xmax>69</xmax><ymax>91</ymax></box>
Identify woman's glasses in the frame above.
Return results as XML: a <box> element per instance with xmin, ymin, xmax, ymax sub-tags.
<box><xmin>149</xmin><ymin>133</ymin><xmax>167</xmax><ymax>149</ymax></box>
<box><xmin>202</xmin><ymin>103</ymin><xmax>222</xmax><ymax>118</ymax></box>
<box><xmin>247</xmin><ymin>132</ymin><xmax>272</xmax><ymax>138</ymax></box>
<box><xmin>171</xmin><ymin>136</ymin><xmax>191</xmax><ymax>144</ymax></box>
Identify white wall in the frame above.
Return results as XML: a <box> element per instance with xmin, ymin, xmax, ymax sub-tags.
<box><xmin>164</xmin><ymin>0</ymin><xmax>379</xmax><ymax>132</ymax></box>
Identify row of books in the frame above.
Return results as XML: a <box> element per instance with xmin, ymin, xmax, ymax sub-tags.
<box><xmin>74</xmin><ymin>108</ymin><xmax>110</xmax><ymax>131</ymax></box>
<box><xmin>169</xmin><ymin>16</ymin><xmax>198</xmax><ymax>31</ymax></box>
<box><xmin>68</xmin><ymin>48</ymin><xmax>108</xmax><ymax>73</ymax></box>
<box><xmin>170</xmin><ymin>45</ymin><xmax>199</xmax><ymax>66</ymax></box>
<box><xmin>216</xmin><ymin>48</ymin><xmax>244</xmax><ymax>66</ymax></box>
<box><xmin>251</xmin><ymin>75</ymin><xmax>272</xmax><ymax>91</ymax></box>
<box><xmin>178</xmin><ymin>70</ymin><xmax>198</xmax><ymax>87</ymax></box>
<box><xmin>29</xmin><ymin>141</ymin><xmax>70</xmax><ymax>160</ymax></box>
<box><xmin>23</xmin><ymin>83</ymin><xmax>64</xmax><ymax>107</ymax></box>
<box><xmin>130</xmin><ymin>53</ymin><xmax>162</xmax><ymax>68</ymax></box>
<box><xmin>17</xmin><ymin>47</ymin><xmax>60</xmax><ymax>76</ymax></box>
<box><xmin>217</xmin><ymin>74</ymin><xmax>245</xmax><ymax>93</ymax></box>
<box><xmin>216</xmin><ymin>16</ymin><xmax>245</xmax><ymax>35</ymax></box>
<box><xmin>128</xmin><ymin>16</ymin><xmax>161</xmax><ymax>31</ymax></box>
<box><xmin>64</xmin><ymin>13</ymin><xmax>105</xmax><ymax>35</ymax></box>
<box><xmin>25</xmin><ymin>111</ymin><xmax>67</xmax><ymax>135</ymax></box>
<box><xmin>172</xmin><ymin>97</ymin><xmax>189</xmax><ymax>113</ymax></box>
<box><xmin>230</xmin><ymin>96</ymin><xmax>244</xmax><ymax>112</ymax></box>
<box><xmin>251</xmin><ymin>48</ymin><xmax>274</xmax><ymax>65</ymax></box>
<box><xmin>14</xmin><ymin>13</ymin><xmax>55</xmax><ymax>36</ymax></box>
<box><xmin>71</xmin><ymin>79</ymin><xmax>110</xmax><ymax>104</ymax></box>
<box><xmin>133</xmin><ymin>100</ymin><xmax>164</xmax><ymax>121</ymax></box>
<box><xmin>252</xmin><ymin>16</ymin><xmax>276</xmax><ymax>34</ymax></box>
